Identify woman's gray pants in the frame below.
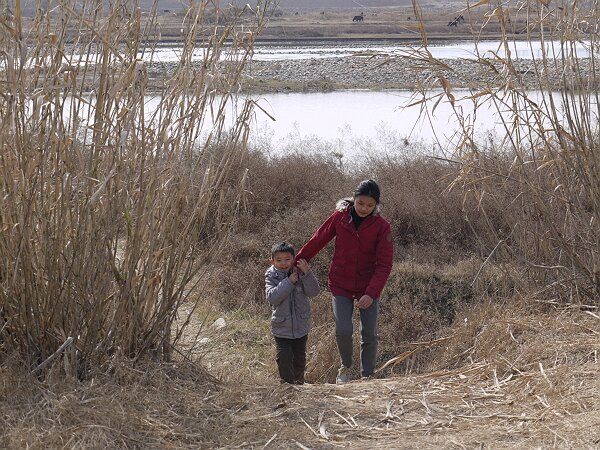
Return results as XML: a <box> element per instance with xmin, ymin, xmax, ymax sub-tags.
<box><xmin>332</xmin><ymin>295</ymin><xmax>379</xmax><ymax>377</ymax></box>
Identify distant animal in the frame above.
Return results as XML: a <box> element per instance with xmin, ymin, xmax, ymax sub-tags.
<box><xmin>353</xmin><ymin>14</ymin><xmax>364</xmax><ymax>22</ymax></box>
<box><xmin>448</xmin><ymin>15</ymin><xmax>464</xmax><ymax>27</ymax></box>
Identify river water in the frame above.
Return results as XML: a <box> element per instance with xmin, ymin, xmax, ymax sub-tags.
<box><xmin>136</xmin><ymin>88</ymin><xmax>595</xmax><ymax>160</ymax></box>
<box><xmin>141</xmin><ymin>39</ymin><xmax>596</xmax><ymax>158</ymax></box>
<box><xmin>66</xmin><ymin>39</ymin><xmax>598</xmax><ymax>159</ymax></box>
<box><xmin>147</xmin><ymin>39</ymin><xmax>594</xmax><ymax>62</ymax></box>
<box><xmin>244</xmin><ymin>89</ymin><xmax>594</xmax><ymax>158</ymax></box>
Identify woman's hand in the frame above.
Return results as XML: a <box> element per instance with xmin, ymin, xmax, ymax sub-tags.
<box><xmin>356</xmin><ymin>294</ymin><xmax>373</xmax><ymax>309</ymax></box>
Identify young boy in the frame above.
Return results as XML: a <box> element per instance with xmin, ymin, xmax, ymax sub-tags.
<box><xmin>265</xmin><ymin>242</ymin><xmax>320</xmax><ymax>384</ymax></box>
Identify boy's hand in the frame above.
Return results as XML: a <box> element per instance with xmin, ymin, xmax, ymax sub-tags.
<box><xmin>296</xmin><ymin>259</ymin><xmax>310</xmax><ymax>275</ymax></box>
<box><xmin>288</xmin><ymin>271</ymin><xmax>299</xmax><ymax>284</ymax></box>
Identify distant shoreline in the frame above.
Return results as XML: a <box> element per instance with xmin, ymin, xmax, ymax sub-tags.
<box><xmin>151</xmin><ymin>34</ymin><xmax>536</xmax><ymax>46</ymax></box>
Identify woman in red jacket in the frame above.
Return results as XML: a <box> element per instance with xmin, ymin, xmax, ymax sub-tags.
<box><xmin>296</xmin><ymin>179</ymin><xmax>393</xmax><ymax>383</ymax></box>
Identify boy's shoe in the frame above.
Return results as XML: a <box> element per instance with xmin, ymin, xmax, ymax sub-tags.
<box><xmin>336</xmin><ymin>365</ymin><xmax>350</xmax><ymax>384</ymax></box>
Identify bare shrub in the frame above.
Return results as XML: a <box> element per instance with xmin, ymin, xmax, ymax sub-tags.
<box><xmin>244</xmin><ymin>147</ymin><xmax>349</xmax><ymax>222</ymax></box>
<box><xmin>0</xmin><ymin>358</ymin><xmax>256</xmax><ymax>449</ymax></box>
<box><xmin>230</xmin><ymin>147</ymin><xmax>499</xmax><ymax>267</ymax></box>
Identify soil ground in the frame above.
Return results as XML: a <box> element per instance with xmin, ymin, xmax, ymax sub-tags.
<box><xmin>153</xmin><ymin>5</ymin><xmax>529</xmax><ymax>42</ymax></box>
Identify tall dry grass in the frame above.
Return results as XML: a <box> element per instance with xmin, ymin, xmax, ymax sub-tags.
<box><xmin>0</xmin><ymin>0</ymin><xmax>272</xmax><ymax>377</ymax></box>
<box><xmin>407</xmin><ymin>0</ymin><xmax>600</xmax><ymax>304</ymax></box>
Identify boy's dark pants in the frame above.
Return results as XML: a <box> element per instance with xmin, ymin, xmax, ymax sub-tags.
<box><xmin>274</xmin><ymin>335</ymin><xmax>308</xmax><ymax>384</ymax></box>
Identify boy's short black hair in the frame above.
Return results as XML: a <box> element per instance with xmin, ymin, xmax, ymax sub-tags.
<box><xmin>271</xmin><ymin>242</ymin><xmax>295</xmax><ymax>258</ymax></box>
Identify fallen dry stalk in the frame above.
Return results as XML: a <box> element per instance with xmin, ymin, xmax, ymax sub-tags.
<box><xmin>30</xmin><ymin>337</ymin><xmax>74</xmax><ymax>375</ymax></box>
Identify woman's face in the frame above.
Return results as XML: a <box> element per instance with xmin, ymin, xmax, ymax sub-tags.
<box><xmin>354</xmin><ymin>195</ymin><xmax>377</xmax><ymax>218</ymax></box>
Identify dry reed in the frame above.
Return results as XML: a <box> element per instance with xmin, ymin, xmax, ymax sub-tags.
<box><xmin>0</xmin><ymin>0</ymin><xmax>272</xmax><ymax>377</ymax></box>
<box><xmin>403</xmin><ymin>0</ymin><xmax>600</xmax><ymax>304</ymax></box>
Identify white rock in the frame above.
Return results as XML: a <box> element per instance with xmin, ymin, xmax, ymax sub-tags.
<box><xmin>212</xmin><ymin>317</ymin><xmax>226</xmax><ymax>329</ymax></box>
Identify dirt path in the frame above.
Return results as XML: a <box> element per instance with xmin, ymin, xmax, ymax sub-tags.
<box><xmin>226</xmin><ymin>360</ymin><xmax>600</xmax><ymax>449</ymax></box>
<box><xmin>188</xmin><ymin>304</ymin><xmax>600</xmax><ymax>449</ymax></box>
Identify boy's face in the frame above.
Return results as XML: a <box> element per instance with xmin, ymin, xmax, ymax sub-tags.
<box><xmin>272</xmin><ymin>251</ymin><xmax>294</xmax><ymax>272</ymax></box>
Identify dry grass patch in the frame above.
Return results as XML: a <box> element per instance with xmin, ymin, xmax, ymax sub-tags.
<box><xmin>431</xmin><ymin>299</ymin><xmax>600</xmax><ymax>376</ymax></box>
<box><xmin>0</xmin><ymin>360</ymin><xmax>236</xmax><ymax>449</ymax></box>
<box><xmin>3</xmin><ymin>301</ymin><xmax>599</xmax><ymax>449</ymax></box>
<box><xmin>256</xmin><ymin>5</ymin><xmax>532</xmax><ymax>40</ymax></box>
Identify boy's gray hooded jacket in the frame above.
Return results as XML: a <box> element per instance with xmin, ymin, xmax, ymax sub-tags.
<box><xmin>265</xmin><ymin>266</ymin><xmax>320</xmax><ymax>339</ymax></box>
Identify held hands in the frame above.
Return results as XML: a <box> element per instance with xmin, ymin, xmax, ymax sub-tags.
<box><xmin>288</xmin><ymin>259</ymin><xmax>309</xmax><ymax>285</ymax></box>
<box><xmin>295</xmin><ymin>259</ymin><xmax>310</xmax><ymax>275</ymax></box>
<box><xmin>356</xmin><ymin>294</ymin><xmax>374</xmax><ymax>309</ymax></box>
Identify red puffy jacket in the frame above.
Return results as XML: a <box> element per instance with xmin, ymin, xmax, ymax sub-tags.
<box><xmin>296</xmin><ymin>200</ymin><xmax>394</xmax><ymax>299</ymax></box>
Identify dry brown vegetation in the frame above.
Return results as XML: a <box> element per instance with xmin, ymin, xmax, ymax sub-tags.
<box><xmin>2</xmin><ymin>0</ymin><xmax>600</xmax><ymax>448</ymax></box>
<box><xmin>18</xmin><ymin>2</ymin><xmax>532</xmax><ymax>42</ymax></box>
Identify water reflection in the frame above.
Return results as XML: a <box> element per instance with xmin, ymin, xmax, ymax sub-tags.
<box><xmin>247</xmin><ymin>89</ymin><xmax>598</xmax><ymax>157</ymax></box>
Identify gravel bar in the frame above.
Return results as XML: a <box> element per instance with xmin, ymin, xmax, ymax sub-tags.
<box><xmin>146</xmin><ymin>56</ymin><xmax>596</xmax><ymax>92</ymax></box>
